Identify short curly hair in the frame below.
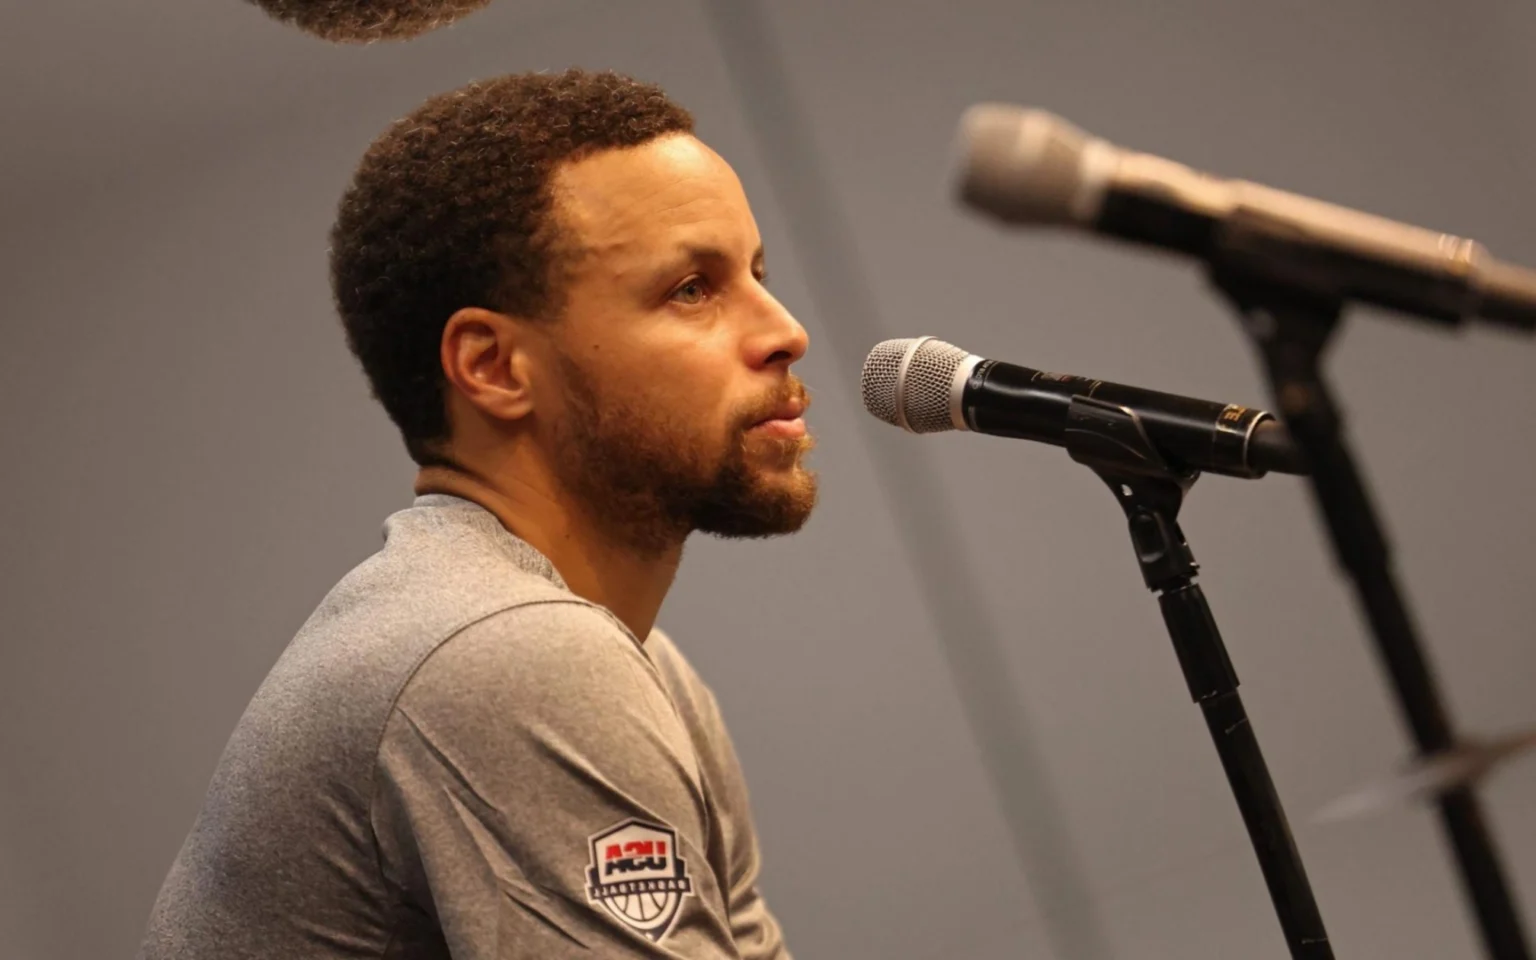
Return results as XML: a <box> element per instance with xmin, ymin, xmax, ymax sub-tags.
<box><xmin>330</xmin><ymin>69</ymin><xmax>695</xmax><ymax>465</ymax></box>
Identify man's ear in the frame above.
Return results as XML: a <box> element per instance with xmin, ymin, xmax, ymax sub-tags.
<box><xmin>439</xmin><ymin>307</ymin><xmax>538</xmax><ymax>422</ymax></box>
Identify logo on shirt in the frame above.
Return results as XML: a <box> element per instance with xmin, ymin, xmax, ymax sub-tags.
<box><xmin>585</xmin><ymin>818</ymin><xmax>694</xmax><ymax>942</ymax></box>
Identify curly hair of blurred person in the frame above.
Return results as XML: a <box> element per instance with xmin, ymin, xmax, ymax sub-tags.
<box><xmin>247</xmin><ymin>0</ymin><xmax>492</xmax><ymax>42</ymax></box>
<box><xmin>330</xmin><ymin>69</ymin><xmax>695</xmax><ymax>466</ymax></box>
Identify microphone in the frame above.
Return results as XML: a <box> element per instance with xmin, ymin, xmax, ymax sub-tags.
<box><xmin>956</xmin><ymin>105</ymin><xmax>1536</xmax><ymax>333</ymax></box>
<box><xmin>861</xmin><ymin>337</ymin><xmax>1305</xmax><ymax>479</ymax></box>
<box><xmin>246</xmin><ymin>0</ymin><xmax>491</xmax><ymax>42</ymax></box>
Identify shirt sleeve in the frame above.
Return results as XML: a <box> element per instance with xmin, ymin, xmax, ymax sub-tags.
<box><xmin>701</xmin><ymin>704</ymin><xmax>790</xmax><ymax>960</ymax></box>
<box><xmin>370</xmin><ymin>600</ymin><xmax>741</xmax><ymax>959</ymax></box>
<box><xmin>643</xmin><ymin>630</ymin><xmax>791</xmax><ymax>960</ymax></box>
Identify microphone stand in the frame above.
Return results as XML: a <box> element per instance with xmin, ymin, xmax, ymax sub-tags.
<box><xmin>1209</xmin><ymin>266</ymin><xmax>1533</xmax><ymax>960</ymax></box>
<box><xmin>1065</xmin><ymin>395</ymin><xmax>1334</xmax><ymax>959</ymax></box>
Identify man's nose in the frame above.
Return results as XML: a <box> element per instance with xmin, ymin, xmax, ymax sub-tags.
<box><xmin>744</xmin><ymin>288</ymin><xmax>809</xmax><ymax>369</ymax></box>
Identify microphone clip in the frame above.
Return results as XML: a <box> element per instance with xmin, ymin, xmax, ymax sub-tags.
<box><xmin>1065</xmin><ymin>394</ymin><xmax>1200</xmax><ymax>591</ymax></box>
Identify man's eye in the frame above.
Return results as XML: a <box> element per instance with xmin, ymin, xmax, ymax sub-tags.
<box><xmin>671</xmin><ymin>278</ymin><xmax>708</xmax><ymax>305</ymax></box>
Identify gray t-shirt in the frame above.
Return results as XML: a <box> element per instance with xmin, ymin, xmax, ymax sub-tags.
<box><xmin>139</xmin><ymin>494</ymin><xmax>790</xmax><ymax>959</ymax></box>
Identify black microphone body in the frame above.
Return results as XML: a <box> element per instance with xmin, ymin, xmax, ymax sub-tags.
<box><xmin>862</xmin><ymin>337</ymin><xmax>1305</xmax><ymax>480</ymax></box>
<box><xmin>966</xmin><ymin>357</ymin><xmax>1302</xmax><ymax>479</ymax></box>
<box><xmin>957</xmin><ymin>106</ymin><xmax>1536</xmax><ymax>333</ymax></box>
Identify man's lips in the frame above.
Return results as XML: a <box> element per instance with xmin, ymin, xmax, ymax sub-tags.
<box><xmin>747</xmin><ymin>399</ymin><xmax>809</xmax><ymax>439</ymax></box>
<box><xmin>747</xmin><ymin>416</ymin><xmax>807</xmax><ymax>439</ymax></box>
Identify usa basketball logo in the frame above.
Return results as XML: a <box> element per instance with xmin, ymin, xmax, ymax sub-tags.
<box><xmin>585</xmin><ymin>819</ymin><xmax>694</xmax><ymax>942</ymax></box>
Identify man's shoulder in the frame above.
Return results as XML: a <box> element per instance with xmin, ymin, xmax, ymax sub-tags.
<box><xmin>388</xmin><ymin>600</ymin><xmax>693</xmax><ymax>774</ymax></box>
<box><xmin>403</xmin><ymin>598</ymin><xmax>642</xmax><ymax>694</ymax></box>
<box><xmin>391</xmin><ymin>598</ymin><xmax>686</xmax><ymax>737</ymax></box>
<box><xmin>254</xmin><ymin>498</ymin><xmax>584</xmax><ymax>734</ymax></box>
<box><xmin>295</xmin><ymin>498</ymin><xmax>574</xmax><ymax>659</ymax></box>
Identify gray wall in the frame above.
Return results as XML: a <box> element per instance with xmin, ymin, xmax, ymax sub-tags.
<box><xmin>2</xmin><ymin>1</ymin><xmax>1534</xmax><ymax>957</ymax></box>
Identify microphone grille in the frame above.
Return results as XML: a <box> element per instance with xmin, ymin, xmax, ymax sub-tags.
<box><xmin>861</xmin><ymin>337</ymin><xmax>975</xmax><ymax>434</ymax></box>
<box><xmin>860</xmin><ymin>339</ymin><xmax>909</xmax><ymax>427</ymax></box>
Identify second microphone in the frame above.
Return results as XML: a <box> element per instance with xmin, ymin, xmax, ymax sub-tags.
<box><xmin>862</xmin><ymin>337</ymin><xmax>1306</xmax><ymax>479</ymax></box>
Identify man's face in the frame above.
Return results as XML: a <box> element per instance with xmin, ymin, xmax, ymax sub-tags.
<box><xmin>535</xmin><ymin>134</ymin><xmax>816</xmax><ymax>552</ymax></box>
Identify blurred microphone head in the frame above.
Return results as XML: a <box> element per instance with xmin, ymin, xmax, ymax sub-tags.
<box><xmin>861</xmin><ymin>337</ymin><xmax>977</xmax><ymax>435</ymax></box>
<box><xmin>247</xmin><ymin>0</ymin><xmax>492</xmax><ymax>43</ymax></box>
<box><xmin>955</xmin><ymin>104</ymin><xmax>1109</xmax><ymax>226</ymax></box>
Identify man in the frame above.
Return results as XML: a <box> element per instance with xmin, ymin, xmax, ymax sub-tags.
<box><xmin>140</xmin><ymin>69</ymin><xmax>814</xmax><ymax>959</ymax></box>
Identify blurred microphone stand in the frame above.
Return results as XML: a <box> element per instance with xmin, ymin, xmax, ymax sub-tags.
<box><xmin>1210</xmin><ymin>265</ymin><xmax>1534</xmax><ymax>960</ymax></box>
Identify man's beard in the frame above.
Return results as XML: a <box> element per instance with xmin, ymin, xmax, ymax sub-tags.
<box><xmin>549</xmin><ymin>351</ymin><xmax>818</xmax><ymax>556</ymax></box>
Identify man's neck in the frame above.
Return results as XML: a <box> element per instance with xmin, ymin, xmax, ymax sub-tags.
<box><xmin>414</xmin><ymin>463</ymin><xmax>682</xmax><ymax>642</ymax></box>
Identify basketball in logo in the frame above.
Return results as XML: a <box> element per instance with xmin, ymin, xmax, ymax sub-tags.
<box><xmin>585</xmin><ymin>819</ymin><xmax>694</xmax><ymax>942</ymax></box>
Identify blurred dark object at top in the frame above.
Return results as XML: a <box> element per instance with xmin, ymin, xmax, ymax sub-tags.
<box><xmin>246</xmin><ymin>0</ymin><xmax>493</xmax><ymax>43</ymax></box>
